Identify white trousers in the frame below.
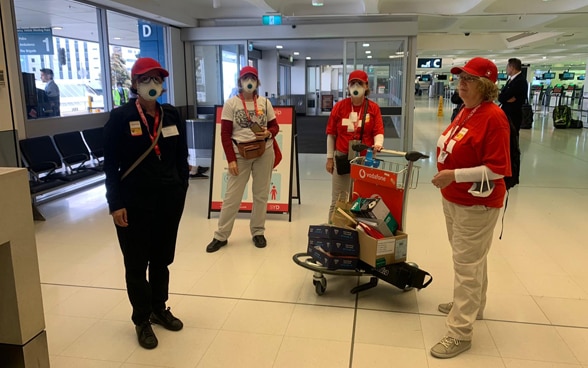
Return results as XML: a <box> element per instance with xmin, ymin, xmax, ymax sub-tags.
<box><xmin>214</xmin><ymin>145</ymin><xmax>274</xmax><ymax>241</ymax></box>
<box><xmin>442</xmin><ymin>198</ymin><xmax>500</xmax><ymax>341</ymax></box>
<box><xmin>328</xmin><ymin>153</ymin><xmax>352</xmax><ymax>222</ymax></box>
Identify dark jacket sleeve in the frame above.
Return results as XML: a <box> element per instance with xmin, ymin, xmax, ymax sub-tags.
<box><xmin>498</xmin><ymin>77</ymin><xmax>528</xmax><ymax>105</ymax></box>
<box><xmin>163</xmin><ymin>104</ymin><xmax>190</xmax><ymax>187</ymax></box>
<box><xmin>103</xmin><ymin>108</ymin><xmax>126</xmax><ymax>213</ymax></box>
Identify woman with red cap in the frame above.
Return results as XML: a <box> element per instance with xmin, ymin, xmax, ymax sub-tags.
<box><xmin>430</xmin><ymin>57</ymin><xmax>511</xmax><ymax>359</ymax></box>
<box><xmin>325</xmin><ymin>69</ymin><xmax>385</xmax><ymax>221</ymax></box>
<box><xmin>205</xmin><ymin>65</ymin><xmax>280</xmax><ymax>253</ymax></box>
<box><xmin>103</xmin><ymin>57</ymin><xmax>189</xmax><ymax>349</ymax></box>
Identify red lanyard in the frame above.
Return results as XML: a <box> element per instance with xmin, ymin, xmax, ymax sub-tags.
<box><xmin>351</xmin><ymin>99</ymin><xmax>365</xmax><ymax>139</ymax></box>
<box><xmin>239</xmin><ymin>94</ymin><xmax>261</xmax><ymax>122</ymax></box>
<box><xmin>443</xmin><ymin>104</ymin><xmax>481</xmax><ymax>152</ymax></box>
<box><xmin>135</xmin><ymin>99</ymin><xmax>161</xmax><ymax>157</ymax></box>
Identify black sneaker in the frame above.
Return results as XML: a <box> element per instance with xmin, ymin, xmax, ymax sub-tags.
<box><xmin>197</xmin><ymin>166</ymin><xmax>210</xmax><ymax>174</ymax></box>
<box><xmin>150</xmin><ymin>307</ymin><xmax>183</xmax><ymax>331</ymax></box>
<box><xmin>135</xmin><ymin>321</ymin><xmax>158</xmax><ymax>349</ymax></box>
<box><xmin>206</xmin><ymin>238</ymin><xmax>227</xmax><ymax>253</ymax></box>
<box><xmin>252</xmin><ymin>235</ymin><xmax>267</xmax><ymax>248</ymax></box>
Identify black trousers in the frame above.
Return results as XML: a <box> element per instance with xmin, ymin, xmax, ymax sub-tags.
<box><xmin>115</xmin><ymin>186</ymin><xmax>186</xmax><ymax>325</ymax></box>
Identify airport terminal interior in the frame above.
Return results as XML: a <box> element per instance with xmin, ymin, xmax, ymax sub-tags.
<box><xmin>35</xmin><ymin>96</ymin><xmax>588</xmax><ymax>367</ymax></box>
<box><xmin>3</xmin><ymin>0</ymin><xmax>588</xmax><ymax>367</ymax></box>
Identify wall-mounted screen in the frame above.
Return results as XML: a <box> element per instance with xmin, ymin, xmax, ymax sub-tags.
<box><xmin>417</xmin><ymin>58</ymin><xmax>442</xmax><ymax>69</ymax></box>
<box><xmin>542</xmin><ymin>72</ymin><xmax>555</xmax><ymax>79</ymax></box>
<box><xmin>562</xmin><ymin>72</ymin><xmax>575</xmax><ymax>80</ymax></box>
<box><xmin>419</xmin><ymin>75</ymin><xmax>431</xmax><ymax>82</ymax></box>
<box><xmin>578</xmin><ymin>75</ymin><xmax>585</xmax><ymax>80</ymax></box>
<box><xmin>437</xmin><ymin>75</ymin><xmax>448</xmax><ymax>80</ymax></box>
<box><xmin>497</xmin><ymin>73</ymin><xmax>508</xmax><ymax>81</ymax></box>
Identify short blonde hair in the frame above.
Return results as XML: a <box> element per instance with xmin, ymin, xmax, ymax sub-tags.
<box><xmin>475</xmin><ymin>77</ymin><xmax>499</xmax><ymax>102</ymax></box>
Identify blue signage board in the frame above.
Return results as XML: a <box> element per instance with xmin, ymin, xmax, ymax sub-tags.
<box><xmin>138</xmin><ymin>21</ymin><xmax>167</xmax><ymax>103</ymax></box>
<box><xmin>17</xmin><ymin>28</ymin><xmax>54</xmax><ymax>55</ymax></box>
<box><xmin>417</xmin><ymin>58</ymin><xmax>442</xmax><ymax>69</ymax></box>
<box><xmin>262</xmin><ymin>15</ymin><xmax>282</xmax><ymax>25</ymax></box>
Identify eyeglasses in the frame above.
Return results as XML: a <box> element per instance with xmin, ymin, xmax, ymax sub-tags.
<box><xmin>458</xmin><ymin>74</ymin><xmax>479</xmax><ymax>82</ymax></box>
<box><xmin>137</xmin><ymin>75</ymin><xmax>163</xmax><ymax>84</ymax></box>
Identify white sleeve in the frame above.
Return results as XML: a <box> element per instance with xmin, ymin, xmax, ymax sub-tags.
<box><xmin>374</xmin><ymin>133</ymin><xmax>384</xmax><ymax>147</ymax></box>
<box><xmin>327</xmin><ymin>134</ymin><xmax>336</xmax><ymax>158</ymax></box>
<box><xmin>454</xmin><ymin>165</ymin><xmax>504</xmax><ymax>183</ymax></box>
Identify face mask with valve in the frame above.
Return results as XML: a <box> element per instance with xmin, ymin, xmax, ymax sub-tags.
<box><xmin>137</xmin><ymin>79</ymin><xmax>163</xmax><ymax>101</ymax></box>
<box><xmin>242</xmin><ymin>78</ymin><xmax>258</xmax><ymax>93</ymax></box>
<box><xmin>349</xmin><ymin>82</ymin><xmax>365</xmax><ymax>98</ymax></box>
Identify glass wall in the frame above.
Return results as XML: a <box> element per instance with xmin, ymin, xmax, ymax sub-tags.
<box><xmin>14</xmin><ymin>0</ymin><xmax>168</xmax><ymax>120</ymax></box>
<box><xmin>194</xmin><ymin>43</ymin><xmax>246</xmax><ymax>109</ymax></box>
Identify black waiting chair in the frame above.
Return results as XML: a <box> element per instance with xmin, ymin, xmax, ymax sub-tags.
<box><xmin>82</xmin><ymin>127</ymin><xmax>105</xmax><ymax>168</ymax></box>
<box><xmin>19</xmin><ymin>136</ymin><xmax>69</xmax><ymax>183</ymax></box>
<box><xmin>53</xmin><ymin>131</ymin><xmax>101</xmax><ymax>172</ymax></box>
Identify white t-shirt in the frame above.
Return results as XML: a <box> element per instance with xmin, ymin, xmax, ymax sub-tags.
<box><xmin>221</xmin><ymin>95</ymin><xmax>276</xmax><ymax>148</ymax></box>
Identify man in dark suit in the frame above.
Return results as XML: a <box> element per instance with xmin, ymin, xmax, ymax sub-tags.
<box><xmin>498</xmin><ymin>58</ymin><xmax>528</xmax><ymax>131</ymax></box>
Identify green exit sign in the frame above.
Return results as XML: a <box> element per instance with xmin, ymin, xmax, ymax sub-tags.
<box><xmin>262</xmin><ymin>15</ymin><xmax>282</xmax><ymax>25</ymax></box>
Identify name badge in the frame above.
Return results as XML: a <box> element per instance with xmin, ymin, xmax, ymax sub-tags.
<box><xmin>162</xmin><ymin>125</ymin><xmax>179</xmax><ymax>137</ymax></box>
<box><xmin>129</xmin><ymin>121</ymin><xmax>142</xmax><ymax>136</ymax></box>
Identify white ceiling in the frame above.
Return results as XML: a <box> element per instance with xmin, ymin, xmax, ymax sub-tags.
<box><xmin>13</xmin><ymin>0</ymin><xmax>588</xmax><ymax>73</ymax></box>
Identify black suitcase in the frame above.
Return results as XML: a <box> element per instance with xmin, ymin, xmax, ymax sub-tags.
<box><xmin>521</xmin><ymin>103</ymin><xmax>533</xmax><ymax>129</ymax></box>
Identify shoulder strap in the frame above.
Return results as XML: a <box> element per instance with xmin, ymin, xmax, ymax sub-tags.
<box><xmin>121</xmin><ymin>106</ymin><xmax>165</xmax><ymax>181</ymax></box>
<box><xmin>358</xmin><ymin>98</ymin><xmax>369</xmax><ymax>142</ymax></box>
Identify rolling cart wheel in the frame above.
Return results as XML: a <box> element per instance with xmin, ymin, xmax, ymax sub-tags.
<box><xmin>313</xmin><ymin>277</ymin><xmax>327</xmax><ymax>295</ymax></box>
<box><xmin>403</xmin><ymin>262</ymin><xmax>420</xmax><ymax>292</ymax></box>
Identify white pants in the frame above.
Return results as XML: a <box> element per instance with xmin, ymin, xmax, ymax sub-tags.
<box><xmin>328</xmin><ymin>152</ymin><xmax>352</xmax><ymax>222</ymax></box>
<box><xmin>214</xmin><ymin>145</ymin><xmax>274</xmax><ymax>241</ymax></box>
<box><xmin>442</xmin><ymin>198</ymin><xmax>500</xmax><ymax>341</ymax></box>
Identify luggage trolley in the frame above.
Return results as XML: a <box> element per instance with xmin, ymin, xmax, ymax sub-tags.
<box><xmin>293</xmin><ymin>146</ymin><xmax>433</xmax><ymax>295</ymax></box>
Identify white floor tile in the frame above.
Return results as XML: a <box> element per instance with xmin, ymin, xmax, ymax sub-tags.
<box><xmin>34</xmin><ymin>98</ymin><xmax>588</xmax><ymax>367</ymax></box>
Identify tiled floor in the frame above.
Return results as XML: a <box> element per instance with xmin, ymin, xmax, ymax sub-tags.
<box><xmin>36</xmin><ymin>97</ymin><xmax>588</xmax><ymax>367</ymax></box>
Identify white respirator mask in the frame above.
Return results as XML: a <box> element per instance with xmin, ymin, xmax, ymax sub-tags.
<box><xmin>137</xmin><ymin>80</ymin><xmax>163</xmax><ymax>101</ymax></box>
<box><xmin>242</xmin><ymin>78</ymin><xmax>258</xmax><ymax>93</ymax></box>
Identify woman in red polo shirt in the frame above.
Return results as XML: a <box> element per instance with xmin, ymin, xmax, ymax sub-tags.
<box><xmin>325</xmin><ymin>70</ymin><xmax>384</xmax><ymax>221</ymax></box>
<box><xmin>430</xmin><ymin>57</ymin><xmax>511</xmax><ymax>359</ymax></box>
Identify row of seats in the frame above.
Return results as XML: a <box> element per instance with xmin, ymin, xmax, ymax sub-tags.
<box><xmin>19</xmin><ymin>127</ymin><xmax>106</xmax><ymax>218</ymax></box>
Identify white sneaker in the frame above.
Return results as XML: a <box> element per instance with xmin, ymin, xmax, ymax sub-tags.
<box><xmin>430</xmin><ymin>336</ymin><xmax>471</xmax><ymax>359</ymax></box>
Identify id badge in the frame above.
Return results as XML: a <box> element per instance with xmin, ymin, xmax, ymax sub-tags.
<box><xmin>348</xmin><ymin>139</ymin><xmax>359</xmax><ymax>160</ymax></box>
<box><xmin>162</xmin><ymin>125</ymin><xmax>179</xmax><ymax>137</ymax></box>
<box><xmin>129</xmin><ymin>121</ymin><xmax>142</xmax><ymax>136</ymax></box>
<box><xmin>438</xmin><ymin>151</ymin><xmax>448</xmax><ymax>163</ymax></box>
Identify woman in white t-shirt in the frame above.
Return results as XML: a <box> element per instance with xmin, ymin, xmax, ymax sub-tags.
<box><xmin>206</xmin><ymin>66</ymin><xmax>280</xmax><ymax>253</ymax></box>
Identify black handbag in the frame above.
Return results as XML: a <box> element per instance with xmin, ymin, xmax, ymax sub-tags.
<box><xmin>335</xmin><ymin>154</ymin><xmax>351</xmax><ymax>175</ymax></box>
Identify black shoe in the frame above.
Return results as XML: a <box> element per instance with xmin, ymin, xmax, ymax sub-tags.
<box><xmin>206</xmin><ymin>238</ymin><xmax>227</xmax><ymax>253</ymax></box>
<box><xmin>135</xmin><ymin>321</ymin><xmax>158</xmax><ymax>349</ymax></box>
<box><xmin>150</xmin><ymin>307</ymin><xmax>183</xmax><ymax>331</ymax></box>
<box><xmin>189</xmin><ymin>173</ymin><xmax>209</xmax><ymax>179</ymax></box>
<box><xmin>197</xmin><ymin>166</ymin><xmax>210</xmax><ymax>174</ymax></box>
<box><xmin>252</xmin><ymin>235</ymin><xmax>267</xmax><ymax>248</ymax></box>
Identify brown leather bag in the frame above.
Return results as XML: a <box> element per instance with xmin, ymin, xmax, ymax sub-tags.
<box><xmin>236</xmin><ymin>139</ymin><xmax>266</xmax><ymax>159</ymax></box>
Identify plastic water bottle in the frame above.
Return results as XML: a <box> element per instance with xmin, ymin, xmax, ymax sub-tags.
<box><xmin>364</xmin><ymin>148</ymin><xmax>374</xmax><ymax>167</ymax></box>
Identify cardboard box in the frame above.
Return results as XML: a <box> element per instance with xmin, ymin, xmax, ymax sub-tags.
<box><xmin>351</xmin><ymin>198</ymin><xmax>398</xmax><ymax>234</ymax></box>
<box><xmin>308</xmin><ymin>238</ymin><xmax>359</xmax><ymax>256</ymax></box>
<box><xmin>358</xmin><ymin>228</ymin><xmax>407</xmax><ymax>267</ymax></box>
<box><xmin>308</xmin><ymin>224</ymin><xmax>359</xmax><ymax>244</ymax></box>
<box><xmin>307</xmin><ymin>245</ymin><xmax>358</xmax><ymax>270</ymax></box>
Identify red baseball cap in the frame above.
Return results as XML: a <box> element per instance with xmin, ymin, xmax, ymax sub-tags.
<box><xmin>131</xmin><ymin>58</ymin><xmax>169</xmax><ymax>78</ymax></box>
<box><xmin>240</xmin><ymin>66</ymin><xmax>258</xmax><ymax>79</ymax></box>
<box><xmin>450</xmin><ymin>57</ymin><xmax>498</xmax><ymax>83</ymax></box>
<box><xmin>348</xmin><ymin>70</ymin><xmax>368</xmax><ymax>84</ymax></box>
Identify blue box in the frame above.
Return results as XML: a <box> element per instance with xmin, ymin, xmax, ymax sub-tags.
<box><xmin>308</xmin><ymin>238</ymin><xmax>359</xmax><ymax>256</ymax></box>
<box><xmin>307</xmin><ymin>224</ymin><xmax>359</xmax><ymax>243</ymax></box>
<box><xmin>307</xmin><ymin>245</ymin><xmax>358</xmax><ymax>270</ymax></box>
